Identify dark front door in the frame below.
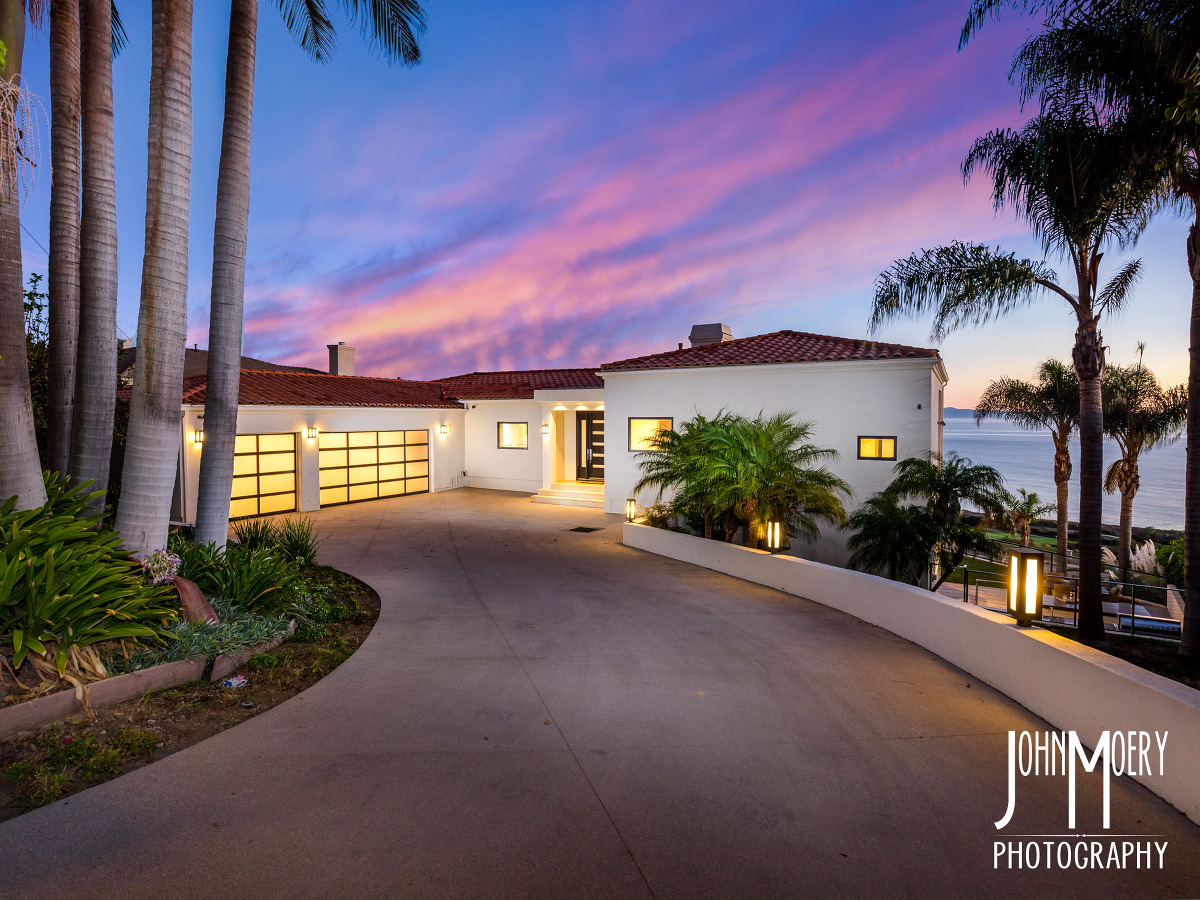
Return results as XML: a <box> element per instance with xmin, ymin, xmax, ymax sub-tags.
<box><xmin>576</xmin><ymin>412</ymin><xmax>604</xmax><ymax>481</ymax></box>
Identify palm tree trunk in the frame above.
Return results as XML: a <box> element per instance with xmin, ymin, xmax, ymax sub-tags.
<box><xmin>1118</xmin><ymin>486</ymin><xmax>1135</xmax><ymax>585</ymax></box>
<box><xmin>1053</xmin><ymin>436</ymin><xmax>1071</xmax><ymax>574</ymax></box>
<box><xmin>0</xmin><ymin>1</ymin><xmax>47</xmax><ymax>509</ymax></box>
<box><xmin>1074</xmin><ymin>322</ymin><xmax>1106</xmax><ymax>643</ymax></box>
<box><xmin>71</xmin><ymin>0</ymin><xmax>118</xmax><ymax>508</ymax></box>
<box><xmin>47</xmin><ymin>0</ymin><xmax>82</xmax><ymax>476</ymax></box>
<box><xmin>0</xmin><ymin>0</ymin><xmax>46</xmax><ymax>511</ymax></box>
<box><xmin>194</xmin><ymin>0</ymin><xmax>256</xmax><ymax>549</ymax></box>
<box><xmin>114</xmin><ymin>0</ymin><xmax>192</xmax><ymax>556</ymax></box>
<box><xmin>723</xmin><ymin>509</ymin><xmax>736</xmax><ymax>543</ymax></box>
<box><xmin>1182</xmin><ymin>208</ymin><xmax>1200</xmax><ymax>661</ymax></box>
<box><xmin>702</xmin><ymin>504</ymin><xmax>713</xmax><ymax>540</ymax></box>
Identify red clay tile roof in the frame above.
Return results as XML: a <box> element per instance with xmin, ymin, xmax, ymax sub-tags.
<box><xmin>601</xmin><ymin>330</ymin><xmax>940</xmax><ymax>371</ymax></box>
<box><xmin>121</xmin><ymin>346</ymin><xmax>322</xmax><ymax>379</ymax></box>
<box><xmin>181</xmin><ymin>370</ymin><xmax>462</xmax><ymax>409</ymax></box>
<box><xmin>432</xmin><ymin>368</ymin><xmax>604</xmax><ymax>399</ymax></box>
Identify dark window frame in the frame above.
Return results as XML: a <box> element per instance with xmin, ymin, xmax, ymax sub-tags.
<box><xmin>628</xmin><ymin>417</ymin><xmax>674</xmax><ymax>453</ymax></box>
<box><xmin>857</xmin><ymin>435</ymin><xmax>897</xmax><ymax>461</ymax></box>
<box><xmin>497</xmin><ymin>421</ymin><xmax>530</xmax><ymax>450</ymax></box>
<box><xmin>230</xmin><ymin>432</ymin><xmax>298</xmax><ymax>519</ymax></box>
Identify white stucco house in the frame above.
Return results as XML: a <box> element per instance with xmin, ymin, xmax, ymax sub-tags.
<box><xmin>173</xmin><ymin>325</ymin><xmax>947</xmax><ymax>565</ymax></box>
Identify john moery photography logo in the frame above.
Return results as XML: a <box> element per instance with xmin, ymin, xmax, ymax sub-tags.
<box><xmin>993</xmin><ymin>729</ymin><xmax>1169</xmax><ymax>871</ymax></box>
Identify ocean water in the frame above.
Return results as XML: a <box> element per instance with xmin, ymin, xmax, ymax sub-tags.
<box><xmin>943</xmin><ymin>410</ymin><xmax>1185</xmax><ymax>531</ymax></box>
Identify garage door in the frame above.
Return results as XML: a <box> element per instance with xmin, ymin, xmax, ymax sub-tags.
<box><xmin>230</xmin><ymin>433</ymin><xmax>297</xmax><ymax>518</ymax></box>
<box><xmin>318</xmin><ymin>430</ymin><xmax>429</xmax><ymax>507</ymax></box>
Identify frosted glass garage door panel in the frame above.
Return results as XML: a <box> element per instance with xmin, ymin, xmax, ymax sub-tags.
<box><xmin>349</xmin><ymin>483</ymin><xmax>378</xmax><ymax>501</ymax></box>
<box><xmin>258</xmin><ymin>433</ymin><xmax>295</xmax><ymax>453</ymax></box>
<box><xmin>259</xmin><ymin>493</ymin><xmax>296</xmax><ymax>515</ymax></box>
<box><xmin>320</xmin><ymin>487</ymin><xmax>348</xmax><ymax>505</ymax></box>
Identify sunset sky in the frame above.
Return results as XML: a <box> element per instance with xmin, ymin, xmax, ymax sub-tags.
<box><xmin>17</xmin><ymin>0</ymin><xmax>1194</xmax><ymax>407</ymax></box>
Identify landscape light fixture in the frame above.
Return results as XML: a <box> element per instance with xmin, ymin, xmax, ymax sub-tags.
<box><xmin>193</xmin><ymin>429</ymin><xmax>204</xmax><ymax>445</ymax></box>
<box><xmin>542</xmin><ymin>423</ymin><xmax>550</xmax><ymax>435</ymax></box>
<box><xmin>626</xmin><ymin>499</ymin><xmax>637</xmax><ymax>522</ymax></box>
<box><xmin>766</xmin><ymin>520</ymin><xmax>783</xmax><ymax>552</ymax></box>
<box><xmin>440</xmin><ymin>423</ymin><xmax>450</xmax><ymax>435</ymax></box>
<box><xmin>306</xmin><ymin>426</ymin><xmax>318</xmax><ymax>440</ymax></box>
<box><xmin>1007</xmin><ymin>547</ymin><xmax>1044</xmax><ymax>626</ymax></box>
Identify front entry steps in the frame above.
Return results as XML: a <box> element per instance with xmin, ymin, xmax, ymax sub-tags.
<box><xmin>532</xmin><ymin>481</ymin><xmax>605</xmax><ymax>509</ymax></box>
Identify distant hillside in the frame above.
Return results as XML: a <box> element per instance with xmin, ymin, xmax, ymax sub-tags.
<box><xmin>943</xmin><ymin>407</ymin><xmax>975</xmax><ymax>419</ymax></box>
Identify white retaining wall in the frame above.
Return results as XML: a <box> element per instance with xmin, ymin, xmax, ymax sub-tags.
<box><xmin>622</xmin><ymin>522</ymin><xmax>1200</xmax><ymax>826</ymax></box>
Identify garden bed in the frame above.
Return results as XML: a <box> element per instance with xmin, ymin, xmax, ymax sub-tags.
<box><xmin>0</xmin><ymin>565</ymin><xmax>379</xmax><ymax>822</ymax></box>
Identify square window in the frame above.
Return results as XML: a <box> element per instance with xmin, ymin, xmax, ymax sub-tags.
<box><xmin>858</xmin><ymin>436</ymin><xmax>897</xmax><ymax>460</ymax></box>
<box><xmin>498</xmin><ymin>422</ymin><xmax>529</xmax><ymax>449</ymax></box>
<box><xmin>628</xmin><ymin>418</ymin><xmax>673</xmax><ymax>452</ymax></box>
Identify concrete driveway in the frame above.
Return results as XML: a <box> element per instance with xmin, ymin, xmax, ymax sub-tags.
<box><xmin>2</xmin><ymin>489</ymin><xmax>1199</xmax><ymax>898</ymax></box>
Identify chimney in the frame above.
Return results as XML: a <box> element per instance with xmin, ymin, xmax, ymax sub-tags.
<box><xmin>328</xmin><ymin>342</ymin><xmax>356</xmax><ymax>376</ymax></box>
<box><xmin>119</xmin><ymin>338</ymin><xmax>133</xmax><ymax>351</ymax></box>
<box><xmin>688</xmin><ymin>323</ymin><xmax>733</xmax><ymax>348</ymax></box>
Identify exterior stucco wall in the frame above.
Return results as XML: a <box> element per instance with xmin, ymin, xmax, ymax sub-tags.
<box><xmin>178</xmin><ymin>405</ymin><xmax>466</xmax><ymax>525</ymax></box>
<box><xmin>461</xmin><ymin>400</ymin><xmax>545</xmax><ymax>493</ymax></box>
<box><xmin>602</xmin><ymin>358</ymin><xmax>948</xmax><ymax>565</ymax></box>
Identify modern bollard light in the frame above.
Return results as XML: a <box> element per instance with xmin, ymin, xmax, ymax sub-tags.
<box><xmin>1007</xmin><ymin>546</ymin><xmax>1044</xmax><ymax>626</ymax></box>
<box><xmin>626</xmin><ymin>499</ymin><xmax>637</xmax><ymax>522</ymax></box>
<box><xmin>765</xmin><ymin>520</ymin><xmax>783</xmax><ymax>552</ymax></box>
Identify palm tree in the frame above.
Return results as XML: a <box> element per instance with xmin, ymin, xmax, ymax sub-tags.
<box><xmin>975</xmin><ymin>359</ymin><xmax>1078</xmax><ymax>563</ymax></box>
<box><xmin>870</xmin><ymin>106</ymin><xmax>1154</xmax><ymax>642</ymax></box>
<box><xmin>968</xmin><ymin>0</ymin><xmax>1200</xmax><ymax>659</ymax></box>
<box><xmin>46</xmin><ymin>0</ymin><xmax>81</xmax><ymax>476</ymax></box>
<box><xmin>0</xmin><ymin>0</ymin><xmax>47</xmax><ymax>510</ymax></box>
<box><xmin>193</xmin><ymin>0</ymin><xmax>426</xmax><ymax>547</ymax></box>
<box><xmin>884</xmin><ymin>454</ymin><xmax>1007</xmax><ymax>590</ymax></box>
<box><xmin>633</xmin><ymin>412</ymin><xmax>731</xmax><ymax>539</ymax></box>
<box><xmin>699</xmin><ymin>412</ymin><xmax>849</xmax><ymax>550</ymax></box>
<box><xmin>1004</xmin><ymin>488</ymin><xmax>1056</xmax><ymax>547</ymax></box>
<box><xmin>846</xmin><ymin>493</ymin><xmax>940</xmax><ymax>585</ymax></box>
<box><xmin>1102</xmin><ymin>357</ymin><xmax>1187</xmax><ymax>580</ymax></box>
<box><xmin>70</xmin><ymin>0</ymin><xmax>120</xmax><ymax>510</ymax></box>
<box><xmin>113</xmin><ymin>0</ymin><xmax>192</xmax><ymax>556</ymax></box>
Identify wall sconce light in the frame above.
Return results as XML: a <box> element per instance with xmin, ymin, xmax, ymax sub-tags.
<box><xmin>306</xmin><ymin>426</ymin><xmax>318</xmax><ymax>440</ymax></box>
<box><xmin>626</xmin><ymin>499</ymin><xmax>637</xmax><ymax>522</ymax></box>
<box><xmin>766</xmin><ymin>520</ymin><xmax>783</xmax><ymax>552</ymax></box>
<box><xmin>541</xmin><ymin>423</ymin><xmax>550</xmax><ymax>435</ymax></box>
<box><xmin>440</xmin><ymin>423</ymin><xmax>450</xmax><ymax>435</ymax></box>
<box><xmin>193</xmin><ymin>429</ymin><xmax>204</xmax><ymax>445</ymax></box>
<box><xmin>1007</xmin><ymin>547</ymin><xmax>1044</xmax><ymax>626</ymax></box>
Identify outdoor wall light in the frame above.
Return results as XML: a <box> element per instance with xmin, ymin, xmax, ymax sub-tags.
<box><xmin>1007</xmin><ymin>547</ymin><xmax>1044</xmax><ymax>626</ymax></box>
<box><xmin>193</xmin><ymin>429</ymin><xmax>204</xmax><ymax>445</ymax></box>
<box><xmin>766</xmin><ymin>520</ymin><xmax>783</xmax><ymax>552</ymax></box>
<box><xmin>306</xmin><ymin>426</ymin><xmax>318</xmax><ymax>440</ymax></box>
<box><xmin>440</xmin><ymin>423</ymin><xmax>450</xmax><ymax>435</ymax></box>
<box><xmin>626</xmin><ymin>499</ymin><xmax>637</xmax><ymax>521</ymax></box>
<box><xmin>541</xmin><ymin>423</ymin><xmax>550</xmax><ymax>435</ymax></box>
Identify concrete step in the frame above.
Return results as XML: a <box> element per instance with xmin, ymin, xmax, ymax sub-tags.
<box><xmin>531</xmin><ymin>483</ymin><xmax>606</xmax><ymax>509</ymax></box>
<box><xmin>531</xmin><ymin>494</ymin><xmax>606</xmax><ymax>509</ymax></box>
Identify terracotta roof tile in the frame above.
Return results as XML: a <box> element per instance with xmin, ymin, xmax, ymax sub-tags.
<box><xmin>601</xmin><ymin>330</ymin><xmax>940</xmax><ymax>371</ymax></box>
<box><xmin>181</xmin><ymin>370</ymin><xmax>462</xmax><ymax>409</ymax></box>
<box><xmin>432</xmin><ymin>368</ymin><xmax>603</xmax><ymax>399</ymax></box>
<box><xmin>121</xmin><ymin>346</ymin><xmax>322</xmax><ymax>379</ymax></box>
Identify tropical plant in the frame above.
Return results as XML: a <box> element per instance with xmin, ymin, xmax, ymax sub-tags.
<box><xmin>114</xmin><ymin>0</ymin><xmax>194</xmax><ymax>556</ymax></box>
<box><xmin>0</xmin><ymin>1</ymin><xmax>47</xmax><ymax>510</ymax></box>
<box><xmin>884</xmin><ymin>454</ymin><xmax>1007</xmax><ymax>589</ymax></box>
<box><xmin>976</xmin><ymin>359</ymin><xmax>1078</xmax><ymax>559</ymax></box>
<box><xmin>1102</xmin><ymin>355</ymin><xmax>1187</xmax><ymax>579</ymax></box>
<box><xmin>71</xmin><ymin>0</ymin><xmax>121</xmax><ymax>511</ymax></box>
<box><xmin>274</xmin><ymin>515</ymin><xmax>325</xmax><ymax>566</ymax></box>
<box><xmin>0</xmin><ymin>475</ymin><xmax>176</xmax><ymax>684</ymax></box>
<box><xmin>633</xmin><ymin>412</ymin><xmax>735</xmax><ymax>539</ymax></box>
<box><xmin>129</xmin><ymin>596</ymin><xmax>290</xmax><ymax>666</ymax></box>
<box><xmin>198</xmin><ymin>547</ymin><xmax>299</xmax><ymax>617</ymax></box>
<box><xmin>231</xmin><ymin>516</ymin><xmax>277</xmax><ymax>550</ymax></box>
<box><xmin>1004</xmin><ymin>488</ymin><xmax>1056</xmax><ymax>547</ymax></box>
<box><xmin>698</xmin><ymin>413</ymin><xmax>849</xmax><ymax>549</ymax></box>
<box><xmin>194</xmin><ymin>0</ymin><xmax>427</xmax><ymax>547</ymax></box>
<box><xmin>1157</xmin><ymin>537</ymin><xmax>1185</xmax><ymax>587</ymax></box>
<box><xmin>846</xmin><ymin>493</ymin><xmax>940</xmax><ymax>585</ymax></box>
<box><xmin>870</xmin><ymin>102</ymin><xmax>1156</xmax><ymax>642</ymax></box>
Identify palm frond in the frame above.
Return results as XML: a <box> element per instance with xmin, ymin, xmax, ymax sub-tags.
<box><xmin>870</xmin><ymin>242</ymin><xmax>1060</xmax><ymax>340</ymax></box>
<box><xmin>1096</xmin><ymin>258</ymin><xmax>1142</xmax><ymax>314</ymax></box>
<box><xmin>339</xmin><ymin>0</ymin><xmax>426</xmax><ymax>65</ymax></box>
<box><xmin>276</xmin><ymin>0</ymin><xmax>338</xmax><ymax>62</ymax></box>
<box><xmin>111</xmin><ymin>3</ymin><xmax>128</xmax><ymax>56</ymax></box>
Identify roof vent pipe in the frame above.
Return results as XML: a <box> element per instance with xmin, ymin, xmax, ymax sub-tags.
<box><xmin>688</xmin><ymin>323</ymin><xmax>733</xmax><ymax>348</ymax></box>
<box><xmin>328</xmin><ymin>342</ymin><xmax>356</xmax><ymax>376</ymax></box>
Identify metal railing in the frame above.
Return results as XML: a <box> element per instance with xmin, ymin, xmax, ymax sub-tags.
<box><xmin>958</xmin><ymin>566</ymin><xmax>1182</xmax><ymax>640</ymax></box>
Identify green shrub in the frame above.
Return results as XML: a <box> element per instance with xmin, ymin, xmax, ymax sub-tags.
<box><xmin>127</xmin><ymin>597</ymin><xmax>290</xmax><ymax>665</ymax></box>
<box><xmin>0</xmin><ymin>475</ymin><xmax>177</xmax><ymax>675</ymax></box>
<box><xmin>1157</xmin><ymin>538</ymin><xmax>1185</xmax><ymax>588</ymax></box>
<box><xmin>274</xmin><ymin>516</ymin><xmax>325</xmax><ymax>566</ymax></box>
<box><xmin>110</xmin><ymin>728</ymin><xmax>157</xmax><ymax>759</ymax></box>
<box><xmin>168</xmin><ymin>532</ymin><xmax>226</xmax><ymax>587</ymax></box>
<box><xmin>231</xmin><ymin>517</ymin><xmax>277</xmax><ymax>550</ymax></box>
<box><xmin>211</xmin><ymin>548</ymin><xmax>299</xmax><ymax>615</ymax></box>
<box><xmin>79</xmin><ymin>747</ymin><xmax>124</xmax><ymax>782</ymax></box>
<box><xmin>294</xmin><ymin>621</ymin><xmax>327</xmax><ymax>643</ymax></box>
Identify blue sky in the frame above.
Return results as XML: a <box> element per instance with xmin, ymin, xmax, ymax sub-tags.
<box><xmin>16</xmin><ymin>0</ymin><xmax>1194</xmax><ymax>406</ymax></box>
